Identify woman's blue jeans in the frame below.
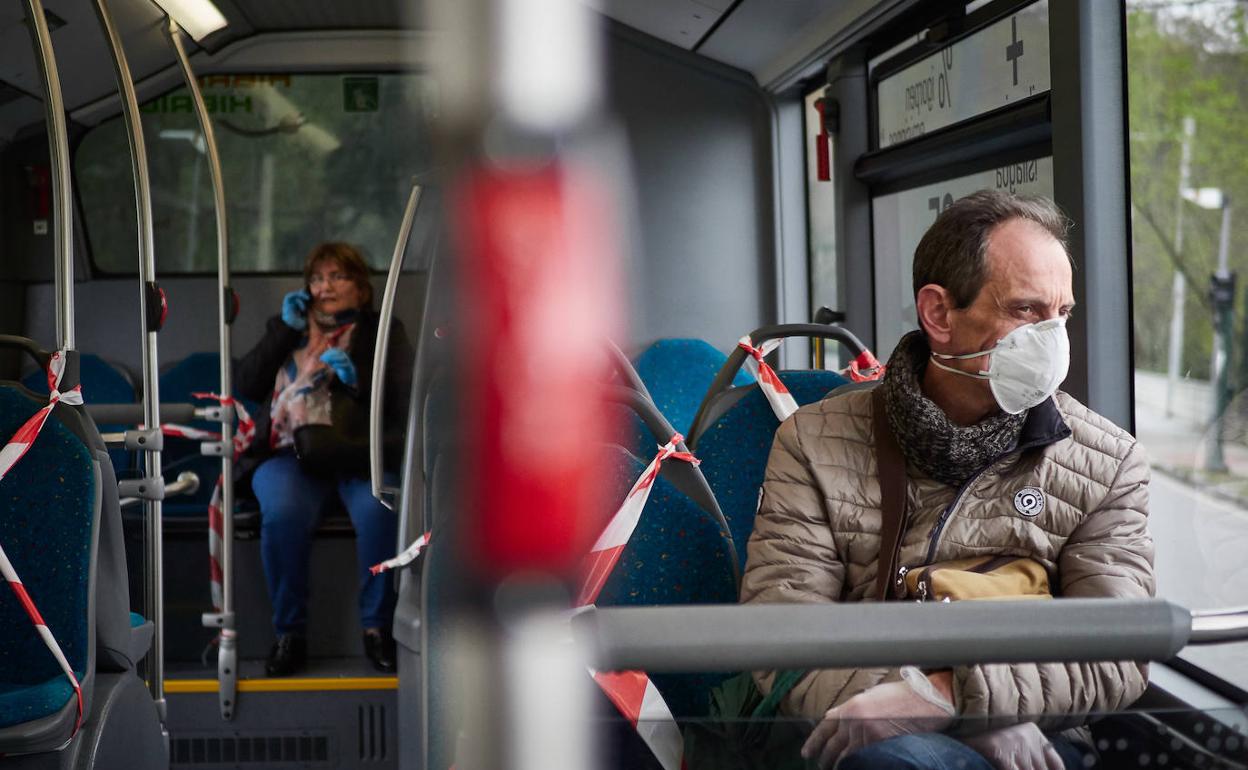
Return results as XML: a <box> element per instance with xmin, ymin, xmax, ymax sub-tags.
<box><xmin>252</xmin><ymin>453</ymin><xmax>399</xmax><ymax>635</ymax></box>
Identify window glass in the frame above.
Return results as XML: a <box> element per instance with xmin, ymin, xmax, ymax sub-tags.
<box><xmin>870</xmin><ymin>156</ymin><xmax>1053</xmax><ymax>355</ymax></box>
<box><xmin>76</xmin><ymin>72</ymin><xmax>438</xmax><ymax>273</ymax></box>
<box><xmin>1127</xmin><ymin>0</ymin><xmax>1248</xmax><ymax>690</ymax></box>
<box><xmin>805</xmin><ymin>87</ymin><xmax>838</xmax><ymax>365</ymax></box>
<box><xmin>874</xmin><ymin>0</ymin><xmax>1049</xmax><ymax>148</ymax></box>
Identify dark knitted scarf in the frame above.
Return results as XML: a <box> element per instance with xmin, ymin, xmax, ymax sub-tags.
<box><xmin>880</xmin><ymin>331</ymin><xmax>1025</xmax><ymax>488</ymax></box>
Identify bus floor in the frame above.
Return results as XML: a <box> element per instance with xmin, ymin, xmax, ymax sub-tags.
<box><xmin>164</xmin><ymin>656</ymin><xmax>398</xmax><ymax>769</ymax></box>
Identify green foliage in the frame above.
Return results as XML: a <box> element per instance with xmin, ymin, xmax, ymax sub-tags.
<box><xmin>1128</xmin><ymin>5</ymin><xmax>1248</xmax><ymax>382</ymax></box>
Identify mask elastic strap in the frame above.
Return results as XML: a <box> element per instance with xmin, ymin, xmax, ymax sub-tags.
<box><xmin>929</xmin><ymin>354</ymin><xmax>992</xmax><ymax>380</ymax></box>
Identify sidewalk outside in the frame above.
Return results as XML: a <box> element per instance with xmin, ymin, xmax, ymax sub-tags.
<box><xmin>1134</xmin><ymin>370</ymin><xmax>1248</xmax><ymax>510</ymax></box>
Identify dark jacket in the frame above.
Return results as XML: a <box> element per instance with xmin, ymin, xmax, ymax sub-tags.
<box><xmin>234</xmin><ymin>309</ymin><xmax>414</xmax><ymax>479</ymax></box>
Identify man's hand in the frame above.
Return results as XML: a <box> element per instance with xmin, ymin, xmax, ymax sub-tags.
<box><xmin>800</xmin><ymin>679</ymin><xmax>955</xmax><ymax>769</ymax></box>
<box><xmin>961</xmin><ymin>722</ymin><xmax>1064</xmax><ymax>770</ymax></box>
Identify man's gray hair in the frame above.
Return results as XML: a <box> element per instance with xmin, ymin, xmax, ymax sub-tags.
<box><xmin>912</xmin><ymin>189</ymin><xmax>1071</xmax><ymax>309</ymax></box>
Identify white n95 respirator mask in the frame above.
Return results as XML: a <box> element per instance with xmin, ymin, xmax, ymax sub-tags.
<box><xmin>928</xmin><ymin>318</ymin><xmax>1070</xmax><ymax>415</ymax></box>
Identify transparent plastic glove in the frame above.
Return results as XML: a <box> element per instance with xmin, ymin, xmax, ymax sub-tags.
<box><xmin>282</xmin><ymin>290</ymin><xmax>310</xmax><ymax>330</ymax></box>
<box><xmin>961</xmin><ymin>722</ymin><xmax>1065</xmax><ymax>770</ymax></box>
<box><xmin>319</xmin><ymin>348</ymin><xmax>357</xmax><ymax>387</ymax></box>
<box><xmin>801</xmin><ymin>679</ymin><xmax>956</xmax><ymax>769</ymax></box>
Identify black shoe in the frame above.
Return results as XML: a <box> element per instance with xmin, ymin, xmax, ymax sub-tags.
<box><xmin>265</xmin><ymin>633</ymin><xmax>307</xmax><ymax>677</ymax></box>
<box><xmin>363</xmin><ymin>629</ymin><xmax>396</xmax><ymax>673</ymax></box>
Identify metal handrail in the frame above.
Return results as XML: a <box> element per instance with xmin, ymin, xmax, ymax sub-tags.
<box><xmin>92</xmin><ymin>0</ymin><xmax>166</xmax><ymax>718</ymax></box>
<box><xmin>22</xmin><ymin>0</ymin><xmax>73</xmax><ymax>350</ymax></box>
<box><xmin>166</xmin><ymin>18</ymin><xmax>240</xmax><ymax>722</ymax></box>
<box><xmin>370</xmin><ymin>183</ymin><xmax>423</xmax><ymax>508</ymax></box>
<box><xmin>1190</xmin><ymin>606</ymin><xmax>1248</xmax><ymax>644</ymax></box>
<box><xmin>574</xmin><ymin>600</ymin><xmax>1194</xmax><ymax>673</ymax></box>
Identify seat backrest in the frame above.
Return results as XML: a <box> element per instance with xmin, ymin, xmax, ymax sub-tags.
<box><xmin>158</xmin><ymin>353</ymin><xmax>258</xmax><ymax>516</ymax></box>
<box><xmin>0</xmin><ymin>382</ymin><xmax>96</xmax><ymax>739</ymax></box>
<box><xmin>628</xmin><ymin>339</ymin><xmax>753</xmax><ymax>455</ymax></box>
<box><xmin>693</xmin><ymin>370</ymin><xmax>848</xmax><ymax>568</ymax></box>
<box><xmin>593</xmin><ymin>444</ymin><xmax>738</xmax><ymax>717</ymax></box>
<box><xmin>23</xmin><ymin>353</ymin><xmax>136</xmax><ymax>477</ymax></box>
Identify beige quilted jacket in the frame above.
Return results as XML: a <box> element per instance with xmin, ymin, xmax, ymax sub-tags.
<box><xmin>740</xmin><ymin>386</ymin><xmax>1154</xmax><ymax>733</ymax></box>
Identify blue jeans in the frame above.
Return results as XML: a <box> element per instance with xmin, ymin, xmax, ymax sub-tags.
<box><xmin>252</xmin><ymin>453</ymin><xmax>399</xmax><ymax>635</ymax></box>
<box><xmin>838</xmin><ymin>732</ymin><xmax>1094</xmax><ymax>770</ymax></box>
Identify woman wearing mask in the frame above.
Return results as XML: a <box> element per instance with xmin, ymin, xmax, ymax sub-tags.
<box><xmin>236</xmin><ymin>242</ymin><xmax>413</xmax><ymax>676</ymax></box>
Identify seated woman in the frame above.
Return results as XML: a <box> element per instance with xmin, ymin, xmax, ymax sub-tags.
<box><xmin>236</xmin><ymin>242</ymin><xmax>413</xmax><ymax>676</ymax></box>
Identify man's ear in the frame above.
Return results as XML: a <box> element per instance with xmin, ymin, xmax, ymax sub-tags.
<box><xmin>916</xmin><ymin>284</ymin><xmax>955</xmax><ymax>346</ymax></box>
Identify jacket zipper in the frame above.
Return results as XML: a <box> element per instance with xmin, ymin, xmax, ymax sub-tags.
<box><xmin>922</xmin><ymin>436</ymin><xmax>1057</xmax><ymax>564</ymax></box>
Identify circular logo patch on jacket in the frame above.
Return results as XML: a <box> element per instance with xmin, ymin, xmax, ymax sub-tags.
<box><xmin>1013</xmin><ymin>487</ymin><xmax>1045</xmax><ymax>518</ymax></box>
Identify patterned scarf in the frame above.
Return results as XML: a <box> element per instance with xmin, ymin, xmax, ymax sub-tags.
<box><xmin>880</xmin><ymin>331</ymin><xmax>1025</xmax><ymax>488</ymax></box>
<box><xmin>269</xmin><ymin>322</ymin><xmax>357</xmax><ymax>450</ymax></box>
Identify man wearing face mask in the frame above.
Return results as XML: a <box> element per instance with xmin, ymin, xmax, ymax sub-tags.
<box><xmin>740</xmin><ymin>190</ymin><xmax>1153</xmax><ymax>770</ymax></box>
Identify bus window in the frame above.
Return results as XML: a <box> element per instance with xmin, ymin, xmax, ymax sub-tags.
<box><xmin>1127</xmin><ymin>0</ymin><xmax>1248</xmax><ymax>691</ymax></box>
<box><xmin>805</xmin><ymin>85</ymin><xmax>837</xmax><ymax>357</ymax></box>
<box><xmin>76</xmin><ymin>72</ymin><xmax>437</xmax><ymax>274</ymax></box>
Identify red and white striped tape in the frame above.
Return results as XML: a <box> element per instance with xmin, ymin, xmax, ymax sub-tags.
<box><xmin>161</xmin><ymin>424</ymin><xmax>221</xmax><ymax>442</ymax></box>
<box><xmin>0</xmin><ymin>350</ymin><xmax>84</xmax><ymax>733</ymax></box>
<box><xmin>593</xmin><ymin>670</ymin><xmax>684</xmax><ymax>770</ymax></box>
<box><xmin>738</xmin><ymin>336</ymin><xmax>799</xmax><ymax>423</ymax></box>
<box><xmin>369</xmin><ymin>531</ymin><xmax>431</xmax><ymax>575</ymax></box>
<box><xmin>190</xmin><ymin>394</ymin><xmax>254</xmax><ymax>612</ymax></box>
<box><xmin>575</xmin><ymin>434</ymin><xmax>698</xmax><ymax>608</ymax></box>
<box><xmin>843</xmin><ymin>349</ymin><xmax>885</xmax><ymax>383</ymax></box>
<box><xmin>573</xmin><ymin>433</ymin><xmax>695</xmax><ymax>770</ymax></box>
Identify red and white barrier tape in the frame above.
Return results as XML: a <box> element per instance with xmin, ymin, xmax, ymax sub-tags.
<box><xmin>575</xmin><ymin>434</ymin><xmax>698</xmax><ymax>608</ymax></box>
<box><xmin>593</xmin><ymin>670</ymin><xmax>684</xmax><ymax>770</ymax></box>
<box><xmin>370</xmin><ymin>434</ymin><xmax>694</xmax><ymax>770</ymax></box>
<box><xmin>0</xmin><ymin>350</ymin><xmax>84</xmax><ymax>733</ymax></box>
<box><xmin>190</xmin><ymin>393</ymin><xmax>254</xmax><ymax>612</ymax></box>
<box><xmin>843</xmin><ymin>349</ymin><xmax>885</xmax><ymax>383</ymax></box>
<box><xmin>161</xmin><ymin>423</ymin><xmax>221</xmax><ymax>442</ymax></box>
<box><xmin>573</xmin><ymin>433</ymin><xmax>694</xmax><ymax>770</ymax></box>
<box><xmin>369</xmin><ymin>531</ymin><xmax>431</xmax><ymax>575</ymax></box>
<box><xmin>738</xmin><ymin>336</ymin><xmax>799</xmax><ymax>422</ymax></box>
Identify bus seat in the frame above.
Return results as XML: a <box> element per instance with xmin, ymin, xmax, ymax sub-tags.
<box><xmin>23</xmin><ymin>353</ymin><xmax>136</xmax><ymax>477</ymax></box>
<box><xmin>692</xmin><ymin>371</ymin><xmax>848</xmax><ymax>568</ymax></box>
<box><xmin>594</xmin><ymin>444</ymin><xmax>737</xmax><ymax>717</ymax></box>
<box><xmin>158</xmin><ymin>352</ymin><xmax>257</xmax><ymax>516</ymax></box>
<box><xmin>0</xmin><ymin>383</ymin><xmax>96</xmax><ymax>747</ymax></box>
<box><xmin>627</xmin><ymin>339</ymin><xmax>753</xmax><ymax>456</ymax></box>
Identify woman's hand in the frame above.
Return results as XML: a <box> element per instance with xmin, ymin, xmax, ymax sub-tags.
<box><xmin>320</xmin><ymin>348</ymin><xmax>358</xmax><ymax>387</ymax></box>
<box><xmin>282</xmin><ymin>289</ymin><xmax>311</xmax><ymax>330</ymax></box>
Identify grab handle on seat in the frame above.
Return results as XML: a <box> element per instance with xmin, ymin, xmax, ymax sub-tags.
<box><xmin>371</xmin><ymin>182</ymin><xmax>423</xmax><ymax>508</ymax></box>
<box><xmin>0</xmin><ymin>335</ymin><xmax>51</xmax><ymax>370</ymax></box>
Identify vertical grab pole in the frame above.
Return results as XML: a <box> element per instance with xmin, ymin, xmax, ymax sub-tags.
<box><xmin>370</xmin><ymin>183</ymin><xmax>422</xmax><ymax>508</ymax></box>
<box><xmin>22</xmin><ymin>0</ymin><xmax>73</xmax><ymax>351</ymax></box>
<box><xmin>166</xmin><ymin>20</ymin><xmax>238</xmax><ymax>721</ymax></box>
<box><xmin>91</xmin><ymin>0</ymin><xmax>166</xmax><ymax>723</ymax></box>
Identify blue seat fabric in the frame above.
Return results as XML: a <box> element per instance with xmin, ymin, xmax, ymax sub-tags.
<box><xmin>23</xmin><ymin>353</ymin><xmax>135</xmax><ymax>477</ymax></box>
<box><xmin>624</xmin><ymin>339</ymin><xmax>753</xmax><ymax>457</ymax></box>
<box><xmin>0</xmin><ymin>386</ymin><xmax>95</xmax><ymax>728</ymax></box>
<box><xmin>593</xmin><ymin>445</ymin><xmax>737</xmax><ymax>718</ymax></box>
<box><xmin>694</xmin><ymin>371</ymin><xmax>848</xmax><ymax>569</ymax></box>
<box><xmin>159</xmin><ymin>353</ymin><xmax>258</xmax><ymax>516</ymax></box>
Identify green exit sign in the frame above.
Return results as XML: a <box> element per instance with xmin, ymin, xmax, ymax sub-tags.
<box><xmin>343</xmin><ymin>77</ymin><xmax>379</xmax><ymax>112</ymax></box>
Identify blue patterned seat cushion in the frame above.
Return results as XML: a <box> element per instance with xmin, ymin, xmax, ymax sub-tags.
<box><xmin>624</xmin><ymin>339</ymin><xmax>754</xmax><ymax>457</ymax></box>
<box><xmin>593</xmin><ymin>445</ymin><xmax>737</xmax><ymax>716</ymax></box>
<box><xmin>695</xmin><ymin>371</ymin><xmax>848</xmax><ymax>569</ymax></box>
<box><xmin>0</xmin><ymin>673</ymin><xmax>84</xmax><ymax>729</ymax></box>
<box><xmin>0</xmin><ymin>386</ymin><xmax>94</xmax><ymax>727</ymax></box>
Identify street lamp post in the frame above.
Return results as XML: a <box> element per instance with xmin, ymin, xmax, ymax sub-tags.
<box><xmin>1207</xmin><ymin>197</ymin><xmax>1235</xmax><ymax>472</ymax></box>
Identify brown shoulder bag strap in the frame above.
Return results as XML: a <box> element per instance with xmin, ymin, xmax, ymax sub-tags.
<box><xmin>871</xmin><ymin>386</ymin><xmax>908</xmax><ymax>601</ymax></box>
